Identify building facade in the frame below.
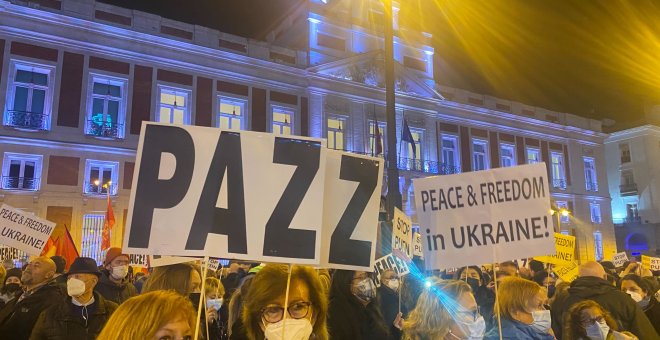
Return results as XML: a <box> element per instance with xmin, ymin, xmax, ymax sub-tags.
<box><xmin>0</xmin><ymin>0</ymin><xmax>615</xmax><ymax>264</ymax></box>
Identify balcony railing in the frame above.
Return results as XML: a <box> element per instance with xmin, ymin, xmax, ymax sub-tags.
<box><xmin>1</xmin><ymin>176</ymin><xmax>40</xmax><ymax>191</ymax></box>
<box><xmin>86</xmin><ymin>120</ymin><xmax>123</xmax><ymax>139</ymax></box>
<box><xmin>552</xmin><ymin>179</ymin><xmax>567</xmax><ymax>190</ymax></box>
<box><xmin>585</xmin><ymin>182</ymin><xmax>599</xmax><ymax>192</ymax></box>
<box><xmin>343</xmin><ymin>150</ymin><xmax>460</xmax><ymax>175</ymax></box>
<box><xmin>625</xmin><ymin>216</ymin><xmax>642</xmax><ymax>224</ymax></box>
<box><xmin>5</xmin><ymin>110</ymin><xmax>49</xmax><ymax>131</ymax></box>
<box><xmin>620</xmin><ymin>183</ymin><xmax>638</xmax><ymax>196</ymax></box>
<box><xmin>84</xmin><ymin>181</ymin><xmax>118</xmax><ymax>196</ymax></box>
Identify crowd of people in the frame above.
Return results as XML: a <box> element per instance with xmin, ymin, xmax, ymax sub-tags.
<box><xmin>0</xmin><ymin>250</ymin><xmax>658</xmax><ymax>340</ymax></box>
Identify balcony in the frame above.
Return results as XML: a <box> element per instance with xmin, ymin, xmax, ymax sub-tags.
<box><xmin>85</xmin><ymin>120</ymin><xmax>123</xmax><ymax>139</ymax></box>
<box><xmin>620</xmin><ymin>183</ymin><xmax>638</xmax><ymax>196</ymax></box>
<box><xmin>344</xmin><ymin>150</ymin><xmax>460</xmax><ymax>175</ymax></box>
<box><xmin>1</xmin><ymin>176</ymin><xmax>40</xmax><ymax>191</ymax></box>
<box><xmin>552</xmin><ymin>179</ymin><xmax>567</xmax><ymax>190</ymax></box>
<box><xmin>586</xmin><ymin>182</ymin><xmax>599</xmax><ymax>192</ymax></box>
<box><xmin>84</xmin><ymin>181</ymin><xmax>118</xmax><ymax>196</ymax></box>
<box><xmin>4</xmin><ymin>110</ymin><xmax>49</xmax><ymax>131</ymax></box>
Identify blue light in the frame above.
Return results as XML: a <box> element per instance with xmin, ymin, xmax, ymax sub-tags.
<box><xmin>424</xmin><ymin>279</ymin><xmax>432</xmax><ymax>288</ymax></box>
<box><xmin>308</xmin><ymin>17</ymin><xmax>321</xmax><ymax>24</ymax></box>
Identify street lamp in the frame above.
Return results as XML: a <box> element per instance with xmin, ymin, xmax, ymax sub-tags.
<box><xmin>549</xmin><ymin>208</ymin><xmax>570</xmax><ymax>233</ymax></box>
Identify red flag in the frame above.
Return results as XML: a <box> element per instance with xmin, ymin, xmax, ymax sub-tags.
<box><xmin>41</xmin><ymin>225</ymin><xmax>80</xmax><ymax>270</ymax></box>
<box><xmin>101</xmin><ymin>193</ymin><xmax>116</xmax><ymax>251</ymax></box>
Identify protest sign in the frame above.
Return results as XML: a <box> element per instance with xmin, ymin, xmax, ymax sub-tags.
<box><xmin>413</xmin><ymin>163</ymin><xmax>554</xmax><ymax>269</ymax></box>
<box><xmin>612</xmin><ymin>252</ymin><xmax>628</xmax><ymax>268</ymax></box>
<box><xmin>373</xmin><ymin>253</ymin><xmax>410</xmax><ymax>284</ymax></box>
<box><xmin>534</xmin><ymin>233</ymin><xmax>576</xmax><ymax>265</ymax></box>
<box><xmin>320</xmin><ymin>149</ymin><xmax>383</xmax><ymax>271</ymax></box>
<box><xmin>149</xmin><ymin>255</ymin><xmax>200</xmax><ymax>267</ymax></box>
<box><xmin>642</xmin><ymin>255</ymin><xmax>660</xmax><ymax>271</ymax></box>
<box><xmin>413</xmin><ymin>232</ymin><xmax>424</xmax><ymax>258</ymax></box>
<box><xmin>554</xmin><ymin>261</ymin><xmax>579</xmax><ymax>282</ymax></box>
<box><xmin>392</xmin><ymin>208</ymin><xmax>413</xmax><ymax>259</ymax></box>
<box><xmin>0</xmin><ymin>204</ymin><xmax>56</xmax><ymax>256</ymax></box>
<box><xmin>0</xmin><ymin>246</ymin><xmax>27</xmax><ymax>260</ymax></box>
<box><xmin>207</xmin><ymin>258</ymin><xmax>220</xmax><ymax>271</ymax></box>
<box><xmin>129</xmin><ymin>254</ymin><xmax>148</xmax><ymax>267</ymax></box>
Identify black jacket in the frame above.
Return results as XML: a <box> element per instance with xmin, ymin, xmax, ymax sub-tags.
<box><xmin>643</xmin><ymin>296</ymin><xmax>660</xmax><ymax>336</ymax></box>
<box><xmin>0</xmin><ymin>282</ymin><xmax>65</xmax><ymax>340</ymax></box>
<box><xmin>377</xmin><ymin>285</ymin><xmax>403</xmax><ymax>340</ymax></box>
<box><xmin>93</xmin><ymin>271</ymin><xmax>137</xmax><ymax>305</ymax></box>
<box><xmin>551</xmin><ymin>276</ymin><xmax>658</xmax><ymax>339</ymax></box>
<box><xmin>29</xmin><ymin>292</ymin><xmax>118</xmax><ymax>340</ymax></box>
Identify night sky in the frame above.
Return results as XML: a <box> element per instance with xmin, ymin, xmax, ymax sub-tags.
<box><xmin>102</xmin><ymin>0</ymin><xmax>660</xmax><ymax>130</ymax></box>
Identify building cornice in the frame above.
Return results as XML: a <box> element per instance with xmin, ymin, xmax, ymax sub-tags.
<box><xmin>0</xmin><ymin>136</ymin><xmax>137</xmax><ymax>156</ymax></box>
<box><xmin>605</xmin><ymin>124</ymin><xmax>660</xmax><ymax>143</ymax></box>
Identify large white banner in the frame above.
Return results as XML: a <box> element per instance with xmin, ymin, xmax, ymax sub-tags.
<box><xmin>0</xmin><ymin>204</ymin><xmax>56</xmax><ymax>256</ymax></box>
<box><xmin>413</xmin><ymin>163</ymin><xmax>555</xmax><ymax>269</ymax></box>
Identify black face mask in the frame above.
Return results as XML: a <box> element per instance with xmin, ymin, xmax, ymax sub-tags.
<box><xmin>188</xmin><ymin>292</ymin><xmax>201</xmax><ymax>309</ymax></box>
<box><xmin>547</xmin><ymin>284</ymin><xmax>556</xmax><ymax>298</ymax></box>
<box><xmin>2</xmin><ymin>283</ymin><xmax>20</xmax><ymax>294</ymax></box>
<box><xmin>466</xmin><ymin>277</ymin><xmax>481</xmax><ymax>293</ymax></box>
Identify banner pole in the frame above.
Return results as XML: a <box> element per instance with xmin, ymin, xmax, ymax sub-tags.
<box><xmin>493</xmin><ymin>263</ymin><xmax>503</xmax><ymax>340</ymax></box>
<box><xmin>194</xmin><ymin>256</ymin><xmax>209</xmax><ymax>340</ymax></box>
<box><xmin>281</xmin><ymin>264</ymin><xmax>294</xmax><ymax>339</ymax></box>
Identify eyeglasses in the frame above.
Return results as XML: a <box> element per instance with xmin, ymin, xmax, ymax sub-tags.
<box><xmin>581</xmin><ymin>315</ymin><xmax>605</xmax><ymax>326</ymax></box>
<box><xmin>261</xmin><ymin>301</ymin><xmax>313</xmax><ymax>323</ymax></box>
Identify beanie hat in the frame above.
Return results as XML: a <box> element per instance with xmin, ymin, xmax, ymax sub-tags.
<box><xmin>67</xmin><ymin>257</ymin><xmax>102</xmax><ymax>277</ymax></box>
<box><xmin>5</xmin><ymin>268</ymin><xmax>22</xmax><ymax>283</ymax></box>
<box><xmin>103</xmin><ymin>247</ymin><xmax>128</xmax><ymax>266</ymax></box>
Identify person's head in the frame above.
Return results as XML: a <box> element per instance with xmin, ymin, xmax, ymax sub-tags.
<box><xmin>400</xmin><ymin>274</ymin><xmax>425</xmax><ymax>313</ymax></box>
<box><xmin>402</xmin><ymin>278</ymin><xmax>484</xmax><ymax>339</ymax></box>
<box><xmin>620</xmin><ymin>274</ymin><xmax>651</xmax><ymax>304</ymax></box>
<box><xmin>499</xmin><ymin>261</ymin><xmax>518</xmax><ymax>277</ymax></box>
<box><xmin>142</xmin><ymin>262</ymin><xmax>201</xmax><ymax>296</ymax></box>
<box><xmin>103</xmin><ymin>248</ymin><xmax>130</xmax><ymax>280</ymax></box>
<box><xmin>497</xmin><ymin>276</ymin><xmax>550</xmax><ymax>333</ymax></box>
<box><xmin>228</xmin><ymin>262</ymin><xmax>240</xmax><ymax>273</ymax></box>
<box><xmin>242</xmin><ymin>264</ymin><xmax>328</xmax><ymax>340</ymax></box>
<box><xmin>50</xmin><ymin>256</ymin><xmax>66</xmax><ymax>275</ymax></box>
<box><xmin>65</xmin><ymin>257</ymin><xmax>101</xmax><ymax>299</ymax></box>
<box><xmin>21</xmin><ymin>256</ymin><xmax>56</xmax><ymax>288</ymax></box>
<box><xmin>529</xmin><ymin>260</ymin><xmax>545</xmax><ymax>275</ymax></box>
<box><xmin>330</xmin><ymin>270</ymin><xmax>378</xmax><ymax>306</ymax></box>
<box><xmin>578</xmin><ymin>261</ymin><xmax>607</xmax><ymax>280</ymax></box>
<box><xmin>600</xmin><ymin>261</ymin><xmax>615</xmax><ymax>272</ymax></box>
<box><xmin>380</xmin><ymin>269</ymin><xmax>400</xmax><ymax>292</ymax></box>
<box><xmin>457</xmin><ymin>266</ymin><xmax>484</xmax><ymax>286</ymax></box>
<box><xmin>564</xmin><ymin>300</ymin><xmax>617</xmax><ymax>340</ymax></box>
<box><xmin>205</xmin><ymin>276</ymin><xmax>225</xmax><ymax>312</ymax></box>
<box><xmin>317</xmin><ymin>269</ymin><xmax>331</xmax><ymax>295</ymax></box>
<box><xmin>97</xmin><ymin>290</ymin><xmax>196</xmax><ymax>340</ymax></box>
<box><xmin>4</xmin><ymin>267</ymin><xmax>22</xmax><ymax>286</ymax></box>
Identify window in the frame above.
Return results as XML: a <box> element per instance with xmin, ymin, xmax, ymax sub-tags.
<box><xmin>526</xmin><ymin>147</ymin><xmax>541</xmax><ymax>164</ymax></box>
<box><xmin>157</xmin><ymin>86</ymin><xmax>190</xmax><ymax>125</ymax></box>
<box><xmin>560</xmin><ymin>230</ymin><xmax>570</xmax><ymax>236</ymax></box>
<box><xmin>557</xmin><ymin>201</ymin><xmax>569</xmax><ymax>223</ymax></box>
<box><xmin>217</xmin><ymin>97</ymin><xmax>246</xmax><ymax>130</ymax></box>
<box><xmin>441</xmin><ymin>135</ymin><xmax>460</xmax><ymax>173</ymax></box>
<box><xmin>84</xmin><ymin>160</ymin><xmax>119</xmax><ymax>195</ymax></box>
<box><xmin>472</xmin><ymin>139</ymin><xmax>489</xmax><ymax>171</ymax></box>
<box><xmin>368</xmin><ymin>120</ymin><xmax>386</xmax><ymax>157</ymax></box>
<box><xmin>551</xmin><ymin>152</ymin><xmax>566</xmax><ymax>189</ymax></box>
<box><xmin>620</xmin><ymin>143</ymin><xmax>631</xmax><ymax>163</ymax></box>
<box><xmin>590</xmin><ymin>203</ymin><xmax>602</xmax><ymax>224</ymax></box>
<box><xmin>500</xmin><ymin>144</ymin><xmax>516</xmax><ymax>167</ymax></box>
<box><xmin>400</xmin><ymin>128</ymin><xmax>423</xmax><ymax>171</ymax></box>
<box><xmin>81</xmin><ymin>214</ymin><xmax>105</xmax><ymax>265</ymax></box>
<box><xmin>271</xmin><ymin>106</ymin><xmax>294</xmax><ymax>135</ymax></box>
<box><xmin>1</xmin><ymin>153</ymin><xmax>42</xmax><ymax>191</ymax></box>
<box><xmin>583</xmin><ymin>157</ymin><xmax>598</xmax><ymax>191</ymax></box>
<box><xmin>626</xmin><ymin>203</ymin><xmax>639</xmax><ymax>222</ymax></box>
<box><xmin>86</xmin><ymin>75</ymin><xmax>127</xmax><ymax>139</ymax></box>
<box><xmin>327</xmin><ymin>116</ymin><xmax>346</xmax><ymax>150</ymax></box>
<box><xmin>593</xmin><ymin>231</ymin><xmax>603</xmax><ymax>261</ymax></box>
<box><xmin>4</xmin><ymin>60</ymin><xmax>55</xmax><ymax>131</ymax></box>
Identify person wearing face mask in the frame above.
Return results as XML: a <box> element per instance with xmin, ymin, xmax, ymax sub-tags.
<box><xmin>378</xmin><ymin>269</ymin><xmax>404</xmax><ymax>339</ymax></box>
<box><xmin>328</xmin><ymin>270</ymin><xmax>391</xmax><ymax>339</ymax></box>
<box><xmin>204</xmin><ymin>277</ymin><xmax>228</xmax><ymax>340</ymax></box>
<box><xmin>30</xmin><ymin>257</ymin><xmax>118</xmax><ymax>339</ymax></box>
<box><xmin>242</xmin><ymin>264</ymin><xmax>328</xmax><ymax>340</ymax></box>
<box><xmin>484</xmin><ymin>276</ymin><xmax>555</xmax><ymax>339</ymax></box>
<box><xmin>620</xmin><ymin>274</ymin><xmax>660</xmax><ymax>335</ymax></box>
<box><xmin>533</xmin><ymin>271</ymin><xmax>557</xmax><ymax>299</ymax></box>
<box><xmin>457</xmin><ymin>266</ymin><xmax>495</xmax><ymax>330</ymax></box>
<box><xmin>402</xmin><ymin>278</ymin><xmax>485</xmax><ymax>340</ymax></box>
<box><xmin>0</xmin><ymin>267</ymin><xmax>23</xmax><ymax>308</ymax></box>
<box><xmin>95</xmin><ymin>248</ymin><xmax>137</xmax><ymax>304</ymax></box>
<box><xmin>563</xmin><ymin>300</ymin><xmax>637</xmax><ymax>340</ymax></box>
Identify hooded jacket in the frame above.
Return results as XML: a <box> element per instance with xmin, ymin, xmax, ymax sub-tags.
<box><xmin>93</xmin><ymin>270</ymin><xmax>137</xmax><ymax>305</ymax></box>
<box><xmin>551</xmin><ymin>276</ymin><xmax>658</xmax><ymax>339</ymax></box>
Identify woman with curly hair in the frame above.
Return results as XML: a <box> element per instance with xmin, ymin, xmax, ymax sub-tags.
<box><xmin>563</xmin><ymin>300</ymin><xmax>636</xmax><ymax>340</ymax></box>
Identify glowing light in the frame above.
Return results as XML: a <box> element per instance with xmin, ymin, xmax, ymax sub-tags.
<box><xmin>308</xmin><ymin>17</ymin><xmax>321</xmax><ymax>24</ymax></box>
<box><xmin>424</xmin><ymin>279</ymin><xmax>432</xmax><ymax>288</ymax></box>
<box><xmin>561</xmin><ymin>210</ymin><xmax>570</xmax><ymax>217</ymax></box>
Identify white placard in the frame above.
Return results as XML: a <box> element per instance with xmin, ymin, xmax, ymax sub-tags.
<box><xmin>207</xmin><ymin>259</ymin><xmax>220</xmax><ymax>271</ymax></box>
<box><xmin>612</xmin><ymin>252</ymin><xmax>628</xmax><ymax>268</ymax></box>
<box><xmin>413</xmin><ymin>232</ymin><xmax>424</xmax><ymax>258</ymax></box>
<box><xmin>0</xmin><ymin>204</ymin><xmax>56</xmax><ymax>256</ymax></box>
<box><xmin>129</xmin><ymin>254</ymin><xmax>149</xmax><ymax>267</ymax></box>
<box><xmin>373</xmin><ymin>253</ymin><xmax>410</xmax><ymax>285</ymax></box>
<box><xmin>392</xmin><ymin>208</ymin><xmax>413</xmax><ymax>259</ymax></box>
<box><xmin>149</xmin><ymin>255</ymin><xmax>200</xmax><ymax>267</ymax></box>
<box><xmin>0</xmin><ymin>246</ymin><xmax>27</xmax><ymax>260</ymax></box>
<box><xmin>413</xmin><ymin>163</ymin><xmax>555</xmax><ymax>269</ymax></box>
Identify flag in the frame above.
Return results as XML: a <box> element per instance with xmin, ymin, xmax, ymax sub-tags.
<box><xmin>374</xmin><ymin>121</ymin><xmax>383</xmax><ymax>156</ymax></box>
<box><xmin>41</xmin><ymin>225</ymin><xmax>79</xmax><ymax>270</ymax></box>
<box><xmin>401</xmin><ymin>117</ymin><xmax>416</xmax><ymax>157</ymax></box>
<box><xmin>101</xmin><ymin>193</ymin><xmax>116</xmax><ymax>251</ymax></box>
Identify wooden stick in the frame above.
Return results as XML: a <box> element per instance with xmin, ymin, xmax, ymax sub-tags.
<box><xmin>281</xmin><ymin>264</ymin><xmax>294</xmax><ymax>339</ymax></box>
<box><xmin>493</xmin><ymin>263</ymin><xmax>503</xmax><ymax>340</ymax></box>
<box><xmin>194</xmin><ymin>256</ymin><xmax>209</xmax><ymax>340</ymax></box>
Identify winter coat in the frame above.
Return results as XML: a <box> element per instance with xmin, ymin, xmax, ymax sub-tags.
<box><xmin>377</xmin><ymin>285</ymin><xmax>404</xmax><ymax>340</ymax></box>
<box><xmin>93</xmin><ymin>270</ymin><xmax>137</xmax><ymax>305</ymax></box>
<box><xmin>327</xmin><ymin>297</ymin><xmax>391</xmax><ymax>340</ymax></box>
<box><xmin>0</xmin><ymin>282</ymin><xmax>65</xmax><ymax>340</ymax></box>
<box><xmin>642</xmin><ymin>295</ymin><xmax>660</xmax><ymax>336</ymax></box>
<box><xmin>551</xmin><ymin>276</ymin><xmax>658</xmax><ymax>340</ymax></box>
<box><xmin>483</xmin><ymin>317</ymin><xmax>555</xmax><ymax>340</ymax></box>
<box><xmin>29</xmin><ymin>292</ymin><xmax>118</xmax><ymax>340</ymax></box>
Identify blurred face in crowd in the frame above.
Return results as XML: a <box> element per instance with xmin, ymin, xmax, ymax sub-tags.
<box><xmin>5</xmin><ymin>276</ymin><xmax>21</xmax><ymax>285</ymax></box>
<box><xmin>516</xmin><ymin>289</ymin><xmax>546</xmax><ymax>324</ymax></box>
<box><xmin>106</xmin><ymin>255</ymin><xmax>130</xmax><ymax>280</ymax></box>
<box><xmin>152</xmin><ymin>316</ymin><xmax>193</xmax><ymax>340</ymax></box>
<box><xmin>67</xmin><ymin>273</ymin><xmax>99</xmax><ymax>297</ymax></box>
<box><xmin>189</xmin><ymin>269</ymin><xmax>201</xmax><ymax>294</ymax></box>
<box><xmin>21</xmin><ymin>257</ymin><xmax>55</xmax><ymax>287</ymax></box>
<box><xmin>500</xmin><ymin>264</ymin><xmax>518</xmax><ymax>277</ymax></box>
<box><xmin>381</xmin><ymin>270</ymin><xmax>400</xmax><ymax>292</ymax></box>
<box><xmin>542</xmin><ymin>276</ymin><xmax>556</xmax><ymax>287</ymax></box>
<box><xmin>460</xmin><ymin>268</ymin><xmax>482</xmax><ymax>285</ymax></box>
<box><xmin>259</xmin><ymin>279</ymin><xmax>314</xmax><ymax>331</ymax></box>
<box><xmin>447</xmin><ymin>291</ymin><xmax>479</xmax><ymax>338</ymax></box>
<box><xmin>620</xmin><ymin>279</ymin><xmax>646</xmax><ymax>299</ymax></box>
<box><xmin>579</xmin><ymin>307</ymin><xmax>606</xmax><ymax>330</ymax></box>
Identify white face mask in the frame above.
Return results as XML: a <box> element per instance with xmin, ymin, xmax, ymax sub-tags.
<box><xmin>263</xmin><ymin>318</ymin><xmax>313</xmax><ymax>340</ymax></box>
<box><xmin>67</xmin><ymin>277</ymin><xmax>86</xmax><ymax>297</ymax></box>
<box><xmin>530</xmin><ymin>310</ymin><xmax>552</xmax><ymax>333</ymax></box>
<box><xmin>110</xmin><ymin>265</ymin><xmax>128</xmax><ymax>280</ymax></box>
<box><xmin>626</xmin><ymin>290</ymin><xmax>643</xmax><ymax>302</ymax></box>
<box><xmin>453</xmin><ymin>314</ymin><xmax>486</xmax><ymax>339</ymax></box>
<box><xmin>386</xmin><ymin>278</ymin><xmax>400</xmax><ymax>291</ymax></box>
<box><xmin>585</xmin><ymin>320</ymin><xmax>609</xmax><ymax>340</ymax></box>
<box><xmin>206</xmin><ymin>298</ymin><xmax>223</xmax><ymax>311</ymax></box>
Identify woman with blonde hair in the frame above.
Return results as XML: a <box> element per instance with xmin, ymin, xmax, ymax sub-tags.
<box><xmin>402</xmin><ymin>278</ymin><xmax>485</xmax><ymax>340</ymax></box>
<box><xmin>97</xmin><ymin>290</ymin><xmax>196</xmax><ymax>340</ymax></box>
<box><xmin>142</xmin><ymin>262</ymin><xmax>202</xmax><ymax>295</ymax></box>
<box><xmin>204</xmin><ymin>276</ymin><xmax>228</xmax><ymax>340</ymax></box>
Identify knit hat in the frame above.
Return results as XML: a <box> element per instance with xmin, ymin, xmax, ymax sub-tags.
<box><xmin>4</xmin><ymin>268</ymin><xmax>22</xmax><ymax>283</ymax></box>
<box><xmin>67</xmin><ymin>257</ymin><xmax>102</xmax><ymax>277</ymax></box>
<box><xmin>103</xmin><ymin>247</ymin><xmax>128</xmax><ymax>266</ymax></box>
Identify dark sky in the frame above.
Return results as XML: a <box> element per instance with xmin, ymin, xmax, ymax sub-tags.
<box><xmin>102</xmin><ymin>0</ymin><xmax>660</xmax><ymax>128</ymax></box>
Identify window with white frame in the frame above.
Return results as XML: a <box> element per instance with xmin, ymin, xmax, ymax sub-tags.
<box><xmin>441</xmin><ymin>135</ymin><xmax>460</xmax><ymax>172</ymax></box>
<box><xmin>557</xmin><ymin>201</ymin><xmax>569</xmax><ymax>223</ymax></box>
<box><xmin>551</xmin><ymin>151</ymin><xmax>566</xmax><ymax>189</ymax></box>
<box><xmin>500</xmin><ymin>144</ymin><xmax>516</xmax><ymax>167</ymax></box>
<box><xmin>403</xmin><ymin>128</ymin><xmax>423</xmax><ymax>160</ymax></box>
<box><xmin>157</xmin><ymin>86</ymin><xmax>190</xmax><ymax>125</ymax></box>
<box><xmin>4</xmin><ymin>60</ymin><xmax>55</xmax><ymax>131</ymax></box>
<box><xmin>583</xmin><ymin>157</ymin><xmax>598</xmax><ymax>191</ymax></box>
<box><xmin>620</xmin><ymin>143</ymin><xmax>631</xmax><ymax>163</ymax></box>
<box><xmin>590</xmin><ymin>202</ymin><xmax>602</xmax><ymax>224</ymax></box>
<box><xmin>86</xmin><ymin>75</ymin><xmax>127</xmax><ymax>138</ymax></box>
<box><xmin>472</xmin><ymin>139</ymin><xmax>489</xmax><ymax>171</ymax></box>
<box><xmin>327</xmin><ymin>116</ymin><xmax>346</xmax><ymax>150</ymax></box>
<box><xmin>271</xmin><ymin>106</ymin><xmax>294</xmax><ymax>135</ymax></box>
<box><xmin>81</xmin><ymin>214</ymin><xmax>105</xmax><ymax>265</ymax></box>
<box><xmin>1</xmin><ymin>153</ymin><xmax>42</xmax><ymax>191</ymax></box>
<box><xmin>84</xmin><ymin>160</ymin><xmax>119</xmax><ymax>195</ymax></box>
<box><xmin>217</xmin><ymin>96</ymin><xmax>246</xmax><ymax>130</ymax></box>
<box><xmin>368</xmin><ymin>120</ymin><xmax>386</xmax><ymax>157</ymax></box>
<box><xmin>526</xmin><ymin>147</ymin><xmax>540</xmax><ymax>164</ymax></box>
<box><xmin>593</xmin><ymin>231</ymin><xmax>603</xmax><ymax>261</ymax></box>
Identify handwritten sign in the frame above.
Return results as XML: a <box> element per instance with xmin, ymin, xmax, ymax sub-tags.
<box><xmin>554</xmin><ymin>261</ymin><xmax>579</xmax><ymax>282</ymax></box>
<box><xmin>413</xmin><ymin>232</ymin><xmax>424</xmax><ymax>258</ymax></box>
<box><xmin>0</xmin><ymin>204</ymin><xmax>56</xmax><ymax>256</ymax></box>
<box><xmin>373</xmin><ymin>253</ymin><xmax>410</xmax><ymax>284</ymax></box>
<box><xmin>392</xmin><ymin>208</ymin><xmax>413</xmax><ymax>259</ymax></box>
<box><xmin>534</xmin><ymin>233</ymin><xmax>576</xmax><ymax>265</ymax></box>
<box><xmin>129</xmin><ymin>254</ymin><xmax>148</xmax><ymax>267</ymax></box>
<box><xmin>642</xmin><ymin>255</ymin><xmax>660</xmax><ymax>271</ymax></box>
<box><xmin>612</xmin><ymin>252</ymin><xmax>628</xmax><ymax>268</ymax></box>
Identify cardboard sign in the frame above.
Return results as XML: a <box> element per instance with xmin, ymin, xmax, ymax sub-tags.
<box><xmin>0</xmin><ymin>204</ymin><xmax>56</xmax><ymax>256</ymax></box>
<box><xmin>0</xmin><ymin>246</ymin><xmax>27</xmax><ymax>260</ymax></box>
<box><xmin>612</xmin><ymin>252</ymin><xmax>628</xmax><ymax>268</ymax></box>
<box><xmin>149</xmin><ymin>255</ymin><xmax>200</xmax><ymax>267</ymax></box>
<box><xmin>534</xmin><ymin>233</ymin><xmax>576</xmax><ymax>265</ymax></box>
<box><xmin>373</xmin><ymin>253</ymin><xmax>410</xmax><ymax>284</ymax></box>
<box><xmin>642</xmin><ymin>255</ymin><xmax>660</xmax><ymax>271</ymax></box>
<box><xmin>207</xmin><ymin>259</ymin><xmax>220</xmax><ymax>271</ymax></box>
<box><xmin>129</xmin><ymin>254</ymin><xmax>149</xmax><ymax>267</ymax></box>
<box><xmin>413</xmin><ymin>163</ymin><xmax>555</xmax><ymax>269</ymax></box>
<box><xmin>392</xmin><ymin>208</ymin><xmax>413</xmax><ymax>259</ymax></box>
<box><xmin>413</xmin><ymin>232</ymin><xmax>424</xmax><ymax>258</ymax></box>
<box><xmin>554</xmin><ymin>261</ymin><xmax>579</xmax><ymax>282</ymax></box>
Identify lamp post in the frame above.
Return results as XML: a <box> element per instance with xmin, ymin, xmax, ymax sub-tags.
<box><xmin>550</xmin><ymin>208</ymin><xmax>570</xmax><ymax>233</ymax></box>
<box><xmin>383</xmin><ymin>0</ymin><xmax>401</xmax><ymax>217</ymax></box>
